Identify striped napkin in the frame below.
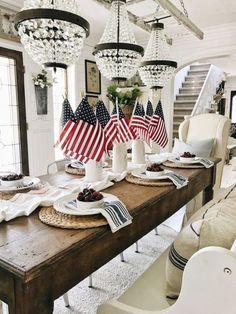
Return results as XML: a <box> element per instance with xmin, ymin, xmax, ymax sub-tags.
<box><xmin>66</xmin><ymin>199</ymin><xmax>132</xmax><ymax>233</ymax></box>
<box><xmin>164</xmin><ymin>172</ymin><xmax>188</xmax><ymax>189</ymax></box>
<box><xmin>100</xmin><ymin>201</ymin><xmax>132</xmax><ymax>233</ymax></box>
<box><xmin>196</xmin><ymin>158</ymin><xmax>214</xmax><ymax>168</ymax></box>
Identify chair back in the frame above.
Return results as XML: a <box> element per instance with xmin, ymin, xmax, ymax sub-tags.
<box><xmin>179</xmin><ymin>114</ymin><xmax>230</xmax><ymax>190</ymax></box>
<box><xmin>47</xmin><ymin>159</ymin><xmax>70</xmax><ymax>174</ymax></box>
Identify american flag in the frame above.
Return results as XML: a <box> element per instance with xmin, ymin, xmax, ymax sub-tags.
<box><xmin>95</xmin><ymin>100</ymin><xmax>118</xmax><ymax>149</ymax></box>
<box><xmin>148</xmin><ymin>100</ymin><xmax>168</xmax><ymax>148</ymax></box>
<box><xmin>111</xmin><ymin>104</ymin><xmax>135</xmax><ymax>143</ymax></box>
<box><xmin>129</xmin><ymin>102</ymin><xmax>147</xmax><ymax>141</ymax></box>
<box><xmin>145</xmin><ymin>100</ymin><xmax>153</xmax><ymax>125</ymax></box>
<box><xmin>58</xmin><ymin>97</ymin><xmax>107</xmax><ymax>162</ymax></box>
<box><xmin>60</xmin><ymin>98</ymin><xmax>75</xmax><ymax>128</ymax></box>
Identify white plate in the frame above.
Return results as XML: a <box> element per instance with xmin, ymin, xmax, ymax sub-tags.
<box><xmin>132</xmin><ymin>170</ymin><xmax>170</xmax><ymax>180</ymax></box>
<box><xmin>174</xmin><ymin>157</ymin><xmax>200</xmax><ymax>164</ymax></box>
<box><xmin>0</xmin><ymin>176</ymin><xmax>41</xmax><ymax>192</ymax></box>
<box><xmin>54</xmin><ymin>192</ymin><xmax>119</xmax><ymax>216</ymax></box>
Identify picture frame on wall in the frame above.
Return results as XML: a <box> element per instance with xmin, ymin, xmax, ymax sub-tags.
<box><xmin>87</xmin><ymin>95</ymin><xmax>99</xmax><ymax>109</ymax></box>
<box><xmin>85</xmin><ymin>60</ymin><xmax>101</xmax><ymax>95</ymax></box>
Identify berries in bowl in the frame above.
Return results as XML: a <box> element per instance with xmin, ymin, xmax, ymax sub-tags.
<box><xmin>146</xmin><ymin>163</ymin><xmax>165</xmax><ymax>177</ymax></box>
<box><xmin>0</xmin><ymin>173</ymin><xmax>24</xmax><ymax>187</ymax></box>
<box><xmin>76</xmin><ymin>188</ymin><xmax>104</xmax><ymax>210</ymax></box>
<box><xmin>179</xmin><ymin>152</ymin><xmax>196</xmax><ymax>162</ymax></box>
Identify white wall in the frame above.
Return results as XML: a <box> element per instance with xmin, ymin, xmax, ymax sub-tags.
<box><xmin>68</xmin><ymin>44</ymin><xmax>110</xmax><ymax>111</ymax></box>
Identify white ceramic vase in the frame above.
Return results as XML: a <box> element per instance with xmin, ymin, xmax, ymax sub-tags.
<box><xmin>112</xmin><ymin>143</ymin><xmax>127</xmax><ymax>173</ymax></box>
<box><xmin>132</xmin><ymin>140</ymin><xmax>145</xmax><ymax>164</ymax></box>
<box><xmin>85</xmin><ymin>160</ymin><xmax>103</xmax><ymax>182</ymax></box>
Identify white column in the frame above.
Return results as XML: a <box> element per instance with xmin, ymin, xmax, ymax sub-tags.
<box><xmin>132</xmin><ymin>140</ymin><xmax>145</xmax><ymax>164</ymax></box>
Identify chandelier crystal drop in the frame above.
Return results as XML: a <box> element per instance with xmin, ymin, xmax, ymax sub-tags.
<box><xmin>139</xmin><ymin>22</ymin><xmax>177</xmax><ymax>89</ymax></box>
<box><xmin>93</xmin><ymin>0</ymin><xmax>144</xmax><ymax>82</ymax></box>
<box><xmin>15</xmin><ymin>0</ymin><xmax>90</xmax><ymax>69</ymax></box>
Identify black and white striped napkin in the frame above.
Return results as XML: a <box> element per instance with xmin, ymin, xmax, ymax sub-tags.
<box><xmin>164</xmin><ymin>172</ymin><xmax>188</xmax><ymax>189</ymax></box>
<box><xmin>100</xmin><ymin>201</ymin><xmax>133</xmax><ymax>233</ymax></box>
<box><xmin>66</xmin><ymin>199</ymin><xmax>132</xmax><ymax>233</ymax></box>
<box><xmin>196</xmin><ymin>158</ymin><xmax>214</xmax><ymax>168</ymax></box>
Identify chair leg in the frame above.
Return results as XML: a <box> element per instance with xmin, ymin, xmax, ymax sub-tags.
<box><xmin>154</xmin><ymin>227</ymin><xmax>159</xmax><ymax>235</ymax></box>
<box><xmin>135</xmin><ymin>241</ymin><xmax>139</xmax><ymax>253</ymax></box>
<box><xmin>120</xmin><ymin>252</ymin><xmax>125</xmax><ymax>262</ymax></box>
<box><xmin>88</xmin><ymin>274</ymin><xmax>93</xmax><ymax>288</ymax></box>
<box><xmin>2</xmin><ymin>302</ymin><xmax>9</xmax><ymax>314</ymax></box>
<box><xmin>62</xmin><ymin>293</ymin><xmax>70</xmax><ymax>307</ymax></box>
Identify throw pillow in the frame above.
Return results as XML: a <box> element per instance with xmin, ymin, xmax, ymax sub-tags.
<box><xmin>165</xmin><ymin>184</ymin><xmax>236</xmax><ymax>299</ymax></box>
<box><xmin>172</xmin><ymin>138</ymin><xmax>214</xmax><ymax>158</ymax></box>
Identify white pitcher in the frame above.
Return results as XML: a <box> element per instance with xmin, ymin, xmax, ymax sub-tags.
<box><xmin>112</xmin><ymin>143</ymin><xmax>127</xmax><ymax>173</ymax></box>
<box><xmin>132</xmin><ymin>140</ymin><xmax>145</xmax><ymax>164</ymax></box>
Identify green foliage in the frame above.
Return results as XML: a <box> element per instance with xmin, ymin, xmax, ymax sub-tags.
<box><xmin>106</xmin><ymin>84</ymin><xmax>142</xmax><ymax>108</ymax></box>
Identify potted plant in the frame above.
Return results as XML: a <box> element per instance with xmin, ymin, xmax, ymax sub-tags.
<box><xmin>107</xmin><ymin>84</ymin><xmax>142</xmax><ymax>119</ymax></box>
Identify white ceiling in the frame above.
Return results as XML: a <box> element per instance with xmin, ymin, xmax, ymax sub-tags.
<box><xmin>2</xmin><ymin>0</ymin><xmax>236</xmax><ymax>74</ymax></box>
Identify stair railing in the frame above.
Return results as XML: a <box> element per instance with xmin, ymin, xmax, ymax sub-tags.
<box><xmin>191</xmin><ymin>65</ymin><xmax>225</xmax><ymax>116</ymax></box>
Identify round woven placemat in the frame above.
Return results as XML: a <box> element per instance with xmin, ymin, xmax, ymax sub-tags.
<box><xmin>163</xmin><ymin>161</ymin><xmax>204</xmax><ymax>169</ymax></box>
<box><xmin>125</xmin><ymin>174</ymin><xmax>173</xmax><ymax>187</ymax></box>
<box><xmin>39</xmin><ymin>207</ymin><xmax>108</xmax><ymax>229</ymax></box>
<box><xmin>65</xmin><ymin>165</ymin><xmax>85</xmax><ymax>175</ymax></box>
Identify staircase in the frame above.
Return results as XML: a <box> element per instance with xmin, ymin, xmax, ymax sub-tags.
<box><xmin>173</xmin><ymin>63</ymin><xmax>211</xmax><ymax>140</ymax></box>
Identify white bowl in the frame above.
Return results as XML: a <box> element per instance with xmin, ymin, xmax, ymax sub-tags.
<box><xmin>146</xmin><ymin>170</ymin><xmax>165</xmax><ymax>178</ymax></box>
<box><xmin>0</xmin><ymin>178</ymin><xmax>24</xmax><ymax>187</ymax></box>
<box><xmin>179</xmin><ymin>156</ymin><xmax>195</xmax><ymax>163</ymax></box>
<box><xmin>76</xmin><ymin>198</ymin><xmax>104</xmax><ymax>210</ymax></box>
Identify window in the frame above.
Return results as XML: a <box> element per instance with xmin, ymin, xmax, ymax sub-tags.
<box><xmin>0</xmin><ymin>48</ymin><xmax>29</xmax><ymax>174</ymax></box>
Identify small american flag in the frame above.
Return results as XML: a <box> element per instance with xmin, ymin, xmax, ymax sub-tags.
<box><xmin>148</xmin><ymin>100</ymin><xmax>168</xmax><ymax>148</ymax></box>
<box><xmin>145</xmin><ymin>100</ymin><xmax>153</xmax><ymax>125</ymax></box>
<box><xmin>59</xmin><ymin>97</ymin><xmax>107</xmax><ymax>162</ymax></box>
<box><xmin>130</xmin><ymin>102</ymin><xmax>147</xmax><ymax>140</ymax></box>
<box><xmin>96</xmin><ymin>100</ymin><xmax>118</xmax><ymax>149</ymax></box>
<box><xmin>111</xmin><ymin>104</ymin><xmax>135</xmax><ymax>143</ymax></box>
<box><xmin>60</xmin><ymin>98</ymin><xmax>75</xmax><ymax>128</ymax></box>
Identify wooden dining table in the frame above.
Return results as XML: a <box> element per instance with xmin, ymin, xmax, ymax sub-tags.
<box><xmin>0</xmin><ymin>160</ymin><xmax>219</xmax><ymax>314</ymax></box>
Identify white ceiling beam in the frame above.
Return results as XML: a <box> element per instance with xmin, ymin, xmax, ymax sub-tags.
<box><xmin>93</xmin><ymin>0</ymin><xmax>151</xmax><ymax>33</ymax></box>
<box><xmin>153</xmin><ymin>0</ymin><xmax>204</xmax><ymax>39</ymax></box>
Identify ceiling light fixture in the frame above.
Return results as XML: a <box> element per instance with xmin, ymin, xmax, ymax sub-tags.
<box><xmin>93</xmin><ymin>0</ymin><xmax>144</xmax><ymax>82</ymax></box>
<box><xmin>139</xmin><ymin>22</ymin><xmax>177</xmax><ymax>89</ymax></box>
<box><xmin>15</xmin><ymin>0</ymin><xmax>90</xmax><ymax>69</ymax></box>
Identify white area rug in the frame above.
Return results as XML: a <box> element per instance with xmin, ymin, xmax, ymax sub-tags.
<box><xmin>53</xmin><ymin>225</ymin><xmax>177</xmax><ymax>314</ymax></box>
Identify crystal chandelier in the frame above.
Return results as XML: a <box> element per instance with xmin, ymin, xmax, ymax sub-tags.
<box><xmin>139</xmin><ymin>22</ymin><xmax>177</xmax><ymax>89</ymax></box>
<box><xmin>15</xmin><ymin>0</ymin><xmax>90</xmax><ymax>69</ymax></box>
<box><xmin>93</xmin><ymin>0</ymin><xmax>144</xmax><ymax>82</ymax></box>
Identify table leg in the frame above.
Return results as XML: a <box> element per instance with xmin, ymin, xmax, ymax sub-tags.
<box><xmin>8</xmin><ymin>275</ymin><xmax>54</xmax><ymax>314</ymax></box>
<box><xmin>202</xmin><ymin>166</ymin><xmax>216</xmax><ymax>205</ymax></box>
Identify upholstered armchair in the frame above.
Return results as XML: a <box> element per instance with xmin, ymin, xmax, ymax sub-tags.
<box><xmin>178</xmin><ymin>113</ymin><xmax>230</xmax><ymax>218</ymax></box>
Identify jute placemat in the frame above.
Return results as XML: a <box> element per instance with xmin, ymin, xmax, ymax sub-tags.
<box><xmin>125</xmin><ymin>174</ymin><xmax>173</xmax><ymax>187</ymax></box>
<box><xmin>39</xmin><ymin>207</ymin><xmax>108</xmax><ymax>229</ymax></box>
<box><xmin>163</xmin><ymin>160</ymin><xmax>204</xmax><ymax>169</ymax></box>
<box><xmin>65</xmin><ymin>165</ymin><xmax>85</xmax><ymax>176</ymax></box>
